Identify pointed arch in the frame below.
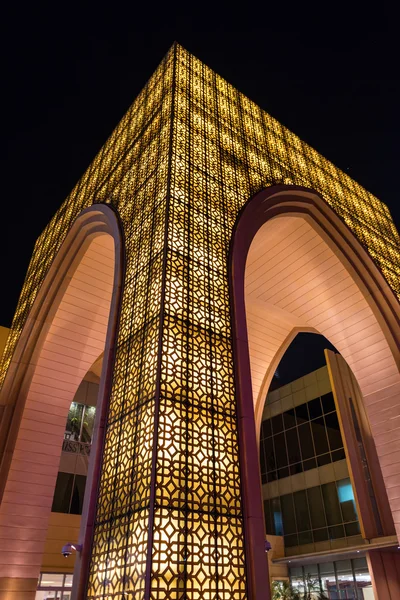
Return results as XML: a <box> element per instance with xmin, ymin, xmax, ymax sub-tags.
<box><xmin>0</xmin><ymin>204</ymin><xmax>124</xmax><ymax>594</ymax></box>
<box><xmin>230</xmin><ymin>185</ymin><xmax>400</xmax><ymax>597</ymax></box>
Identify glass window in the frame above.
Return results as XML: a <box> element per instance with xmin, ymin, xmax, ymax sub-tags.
<box><xmin>317</xmin><ymin>453</ymin><xmax>331</xmax><ymax>467</ymax></box>
<box><xmin>308</xmin><ymin>397</ymin><xmax>323</xmax><ymax>419</ymax></box>
<box><xmin>332</xmin><ymin>448</ymin><xmax>346</xmax><ymax>462</ymax></box>
<box><xmin>295</xmin><ymin>403</ymin><xmax>309</xmax><ymax>424</ymax></box>
<box><xmin>325</xmin><ymin>412</ymin><xmax>343</xmax><ymax>450</ymax></box>
<box><xmin>322</xmin><ymin>482</ymin><xmax>342</xmax><ymax>526</ymax></box>
<box><xmin>40</xmin><ymin>574</ymin><xmax>64</xmax><ymax>587</ymax></box>
<box><xmin>271</xmin><ymin>413</ymin><xmax>283</xmax><ymax>434</ymax></box>
<box><xmin>289</xmin><ymin>463</ymin><xmax>303</xmax><ymax>476</ymax></box>
<box><xmin>261</xmin><ymin>419</ymin><xmax>272</xmax><ymax>439</ymax></box>
<box><xmin>336</xmin><ymin>559</ymin><xmax>356</xmax><ymax>598</ymax></box>
<box><xmin>311</xmin><ymin>417</ymin><xmax>329</xmax><ymax>455</ymax></box>
<box><xmin>285</xmin><ymin>427</ymin><xmax>301</xmax><ymax>465</ymax></box>
<box><xmin>36</xmin><ymin>573</ymin><xmax>73</xmax><ymax>600</ymax></box>
<box><xmin>274</xmin><ymin>433</ymin><xmax>288</xmax><ymax>469</ymax></box>
<box><xmin>264</xmin><ymin>437</ymin><xmax>276</xmax><ymax>472</ymax></box>
<box><xmin>52</xmin><ymin>473</ymin><xmax>87</xmax><ymax>515</ymax></box>
<box><xmin>289</xmin><ymin>567</ymin><xmax>304</xmax><ymax>595</ymax></box>
<box><xmin>352</xmin><ymin>557</ymin><xmax>373</xmax><ymax>600</ymax></box>
<box><xmin>281</xmin><ymin>494</ymin><xmax>296</xmax><ymax>534</ymax></box>
<box><xmin>307</xmin><ymin>486</ymin><xmax>326</xmax><ymax>529</ymax></box>
<box><xmin>271</xmin><ymin>497</ymin><xmax>284</xmax><ymax>536</ymax></box>
<box><xmin>263</xmin><ymin>499</ymin><xmax>272</xmax><ymax>534</ymax></box>
<box><xmin>313</xmin><ymin>527</ymin><xmax>329</xmax><ymax>542</ymax></box>
<box><xmin>321</xmin><ymin>392</ymin><xmax>336</xmax><ymax>414</ymax></box>
<box><xmin>298</xmin><ymin>422</ymin><xmax>315</xmax><ymax>459</ymax></box>
<box><xmin>283</xmin><ymin>408</ymin><xmax>296</xmax><ymax>429</ymax></box>
<box><xmin>260</xmin><ymin>446</ymin><xmax>266</xmax><ymax>483</ymax></box>
<box><xmin>319</xmin><ymin>562</ymin><xmax>338</xmax><ymax>599</ymax></box>
<box><xmin>70</xmin><ymin>474</ymin><xmax>86</xmax><ymax>515</ymax></box>
<box><xmin>52</xmin><ymin>473</ymin><xmax>74</xmax><ymax>513</ymax></box>
<box><xmin>294</xmin><ymin>490</ymin><xmax>311</xmax><ymax>532</ymax></box>
<box><xmin>81</xmin><ymin>405</ymin><xmax>96</xmax><ymax>443</ymax></box>
<box><xmin>337</xmin><ymin>478</ymin><xmax>358</xmax><ymax>523</ymax></box>
<box><xmin>303</xmin><ymin>457</ymin><xmax>317</xmax><ymax>471</ymax></box>
<box><xmin>65</xmin><ymin>402</ymin><xmax>84</xmax><ymax>441</ymax></box>
<box><xmin>277</xmin><ymin>467</ymin><xmax>289</xmax><ymax>480</ymax></box>
<box><xmin>329</xmin><ymin>524</ymin><xmax>345</xmax><ymax>539</ymax></box>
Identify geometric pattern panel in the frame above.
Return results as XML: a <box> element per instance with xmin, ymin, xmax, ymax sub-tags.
<box><xmin>1</xmin><ymin>42</ymin><xmax>399</xmax><ymax>600</ymax></box>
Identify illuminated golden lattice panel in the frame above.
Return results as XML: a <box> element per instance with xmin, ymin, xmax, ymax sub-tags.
<box><xmin>1</xmin><ymin>42</ymin><xmax>399</xmax><ymax>600</ymax></box>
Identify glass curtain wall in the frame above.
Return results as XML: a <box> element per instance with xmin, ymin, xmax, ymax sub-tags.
<box><xmin>290</xmin><ymin>557</ymin><xmax>374</xmax><ymax>599</ymax></box>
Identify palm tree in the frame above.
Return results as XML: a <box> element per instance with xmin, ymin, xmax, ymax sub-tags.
<box><xmin>271</xmin><ymin>580</ymin><xmax>301</xmax><ymax>600</ymax></box>
<box><xmin>302</xmin><ymin>574</ymin><xmax>329</xmax><ymax>600</ymax></box>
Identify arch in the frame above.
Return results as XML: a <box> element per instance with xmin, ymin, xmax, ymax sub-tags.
<box><xmin>229</xmin><ymin>185</ymin><xmax>400</xmax><ymax>598</ymax></box>
<box><xmin>0</xmin><ymin>205</ymin><xmax>123</xmax><ymax>596</ymax></box>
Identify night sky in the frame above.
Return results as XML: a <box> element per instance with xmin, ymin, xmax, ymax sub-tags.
<box><xmin>2</xmin><ymin>12</ymin><xmax>399</xmax><ymax>354</ymax></box>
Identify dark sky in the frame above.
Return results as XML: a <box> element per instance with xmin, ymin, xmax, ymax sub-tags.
<box><xmin>2</xmin><ymin>10</ymin><xmax>399</xmax><ymax>328</ymax></box>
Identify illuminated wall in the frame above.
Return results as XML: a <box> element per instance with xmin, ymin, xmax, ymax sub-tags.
<box><xmin>0</xmin><ymin>43</ymin><xmax>399</xmax><ymax>599</ymax></box>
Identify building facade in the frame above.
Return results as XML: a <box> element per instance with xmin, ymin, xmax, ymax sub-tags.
<box><xmin>0</xmin><ymin>43</ymin><xmax>399</xmax><ymax>599</ymax></box>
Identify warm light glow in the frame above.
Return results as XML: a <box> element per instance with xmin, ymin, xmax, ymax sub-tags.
<box><xmin>0</xmin><ymin>42</ymin><xmax>398</xmax><ymax>599</ymax></box>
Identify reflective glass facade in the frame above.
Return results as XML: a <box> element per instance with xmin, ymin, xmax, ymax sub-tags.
<box><xmin>290</xmin><ymin>557</ymin><xmax>373</xmax><ymax>599</ymax></box>
<box><xmin>264</xmin><ymin>476</ymin><xmax>360</xmax><ymax>547</ymax></box>
<box><xmin>260</xmin><ymin>392</ymin><xmax>345</xmax><ymax>482</ymax></box>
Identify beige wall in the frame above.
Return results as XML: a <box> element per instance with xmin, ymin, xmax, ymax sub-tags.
<box><xmin>267</xmin><ymin>535</ymin><xmax>288</xmax><ymax>581</ymax></box>
<box><xmin>41</xmin><ymin>513</ymin><xmax>81</xmax><ymax>574</ymax></box>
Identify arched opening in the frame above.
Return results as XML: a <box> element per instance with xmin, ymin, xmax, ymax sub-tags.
<box><xmin>0</xmin><ymin>205</ymin><xmax>123</xmax><ymax>599</ymax></box>
<box><xmin>230</xmin><ymin>186</ymin><xmax>400</xmax><ymax>600</ymax></box>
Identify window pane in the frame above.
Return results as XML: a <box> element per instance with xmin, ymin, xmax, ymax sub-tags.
<box><xmin>298</xmin><ymin>530</ymin><xmax>313</xmax><ymax>545</ymax></box>
<box><xmin>295</xmin><ymin>403</ymin><xmax>309</xmax><ymax>424</ymax></box>
<box><xmin>271</xmin><ymin>414</ymin><xmax>283</xmax><ymax>434</ymax></box>
<box><xmin>274</xmin><ymin>433</ymin><xmax>288</xmax><ymax>469</ymax></box>
<box><xmin>345</xmin><ymin>522</ymin><xmax>361</xmax><ymax>536</ymax></box>
<box><xmin>303</xmin><ymin>457</ymin><xmax>317</xmax><ymax>471</ymax></box>
<box><xmin>283</xmin><ymin>408</ymin><xmax>296</xmax><ymax>429</ymax></box>
<box><xmin>285</xmin><ymin>428</ymin><xmax>301</xmax><ymax>465</ymax></box>
<box><xmin>336</xmin><ymin>560</ymin><xmax>356</xmax><ymax>598</ymax></box>
<box><xmin>317</xmin><ymin>453</ymin><xmax>331</xmax><ymax>467</ymax></box>
<box><xmin>277</xmin><ymin>467</ymin><xmax>289</xmax><ymax>480</ymax></box>
<box><xmin>65</xmin><ymin>402</ymin><xmax>84</xmax><ymax>441</ymax></box>
<box><xmin>311</xmin><ymin>417</ymin><xmax>329</xmax><ymax>455</ymax></box>
<box><xmin>337</xmin><ymin>478</ymin><xmax>358</xmax><ymax>522</ymax></box>
<box><xmin>260</xmin><ymin>444</ymin><xmax>266</xmax><ymax>479</ymax></box>
<box><xmin>281</xmin><ymin>494</ymin><xmax>296</xmax><ymax>534</ymax></box>
<box><xmin>329</xmin><ymin>524</ymin><xmax>345</xmax><ymax>539</ymax></box>
<box><xmin>325</xmin><ymin>412</ymin><xmax>343</xmax><ymax>450</ymax></box>
<box><xmin>290</xmin><ymin>463</ymin><xmax>303</xmax><ymax>476</ymax></box>
<box><xmin>70</xmin><ymin>475</ymin><xmax>86</xmax><ymax>515</ymax></box>
<box><xmin>64</xmin><ymin>575</ymin><xmax>73</xmax><ymax>587</ymax></box>
<box><xmin>308</xmin><ymin>397</ymin><xmax>322</xmax><ymax>419</ymax></box>
<box><xmin>307</xmin><ymin>486</ymin><xmax>326</xmax><ymax>529</ymax></box>
<box><xmin>298</xmin><ymin>423</ymin><xmax>315</xmax><ymax>459</ymax></box>
<box><xmin>332</xmin><ymin>448</ymin><xmax>346</xmax><ymax>462</ymax></box>
<box><xmin>39</xmin><ymin>573</ymin><xmax>64</xmax><ymax>587</ymax></box>
<box><xmin>321</xmin><ymin>392</ymin><xmax>335</xmax><ymax>414</ymax></box>
<box><xmin>322</xmin><ymin>482</ymin><xmax>342</xmax><ymax>525</ymax></box>
<box><xmin>52</xmin><ymin>472</ymin><xmax>73</xmax><ymax>513</ymax></box>
<box><xmin>313</xmin><ymin>527</ymin><xmax>329</xmax><ymax>542</ymax></box>
<box><xmin>81</xmin><ymin>405</ymin><xmax>96</xmax><ymax>443</ymax></box>
<box><xmin>284</xmin><ymin>533</ymin><xmax>298</xmax><ymax>547</ymax></box>
<box><xmin>261</xmin><ymin>419</ymin><xmax>272</xmax><ymax>439</ymax></box>
<box><xmin>294</xmin><ymin>490</ymin><xmax>311</xmax><ymax>532</ymax></box>
<box><xmin>265</xmin><ymin>437</ymin><xmax>276</xmax><ymax>472</ymax></box>
<box><xmin>263</xmin><ymin>499</ymin><xmax>273</xmax><ymax>534</ymax></box>
<box><xmin>319</xmin><ymin>561</ymin><xmax>338</xmax><ymax>599</ymax></box>
<box><xmin>271</xmin><ymin>497</ymin><xmax>284</xmax><ymax>536</ymax></box>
